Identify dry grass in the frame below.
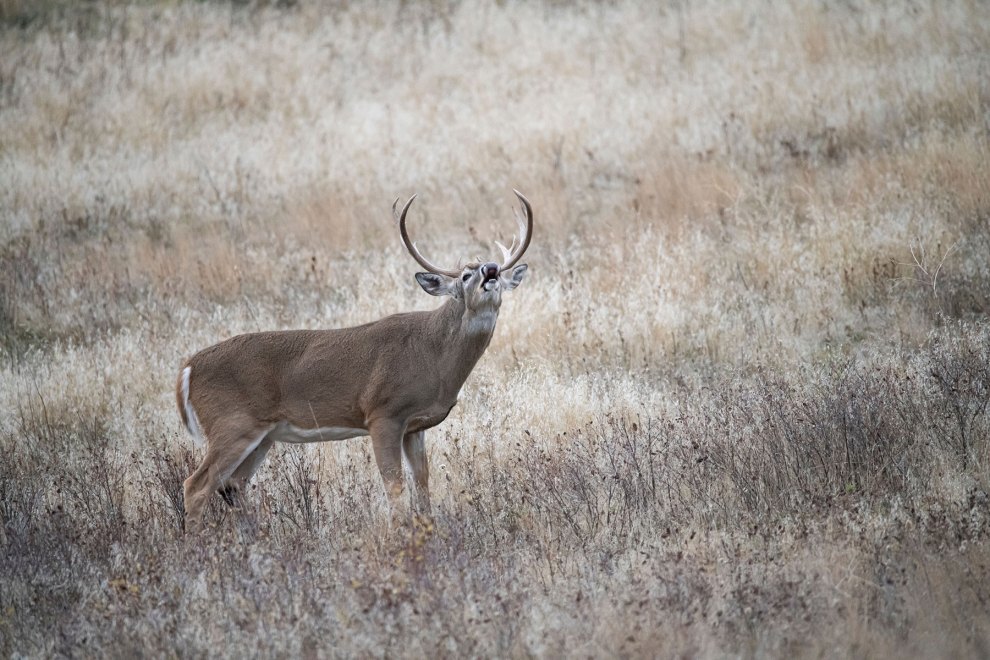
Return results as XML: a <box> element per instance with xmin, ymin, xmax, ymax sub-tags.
<box><xmin>2</xmin><ymin>0</ymin><xmax>990</xmax><ymax>657</ymax></box>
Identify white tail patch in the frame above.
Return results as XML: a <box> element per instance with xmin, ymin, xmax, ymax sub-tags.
<box><xmin>181</xmin><ymin>366</ymin><xmax>206</xmax><ymax>448</ymax></box>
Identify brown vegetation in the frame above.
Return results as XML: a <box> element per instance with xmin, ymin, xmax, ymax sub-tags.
<box><xmin>1</xmin><ymin>0</ymin><xmax>989</xmax><ymax>656</ymax></box>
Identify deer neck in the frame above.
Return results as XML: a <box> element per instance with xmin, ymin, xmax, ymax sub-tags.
<box><xmin>430</xmin><ymin>297</ymin><xmax>498</xmax><ymax>386</ymax></box>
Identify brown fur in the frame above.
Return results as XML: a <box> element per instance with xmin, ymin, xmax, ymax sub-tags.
<box><xmin>178</xmin><ymin>194</ymin><xmax>532</xmax><ymax>532</ymax></box>
<box><xmin>177</xmin><ymin>281</ymin><xmax>516</xmax><ymax>531</ymax></box>
<box><xmin>180</xmin><ymin>300</ymin><xmax>492</xmax><ymax>432</ymax></box>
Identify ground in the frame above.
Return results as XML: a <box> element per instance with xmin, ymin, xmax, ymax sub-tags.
<box><xmin>1</xmin><ymin>0</ymin><xmax>989</xmax><ymax>656</ymax></box>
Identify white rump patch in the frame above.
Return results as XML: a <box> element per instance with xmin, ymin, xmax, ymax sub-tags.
<box><xmin>181</xmin><ymin>366</ymin><xmax>205</xmax><ymax>448</ymax></box>
<box><xmin>268</xmin><ymin>421</ymin><xmax>368</xmax><ymax>444</ymax></box>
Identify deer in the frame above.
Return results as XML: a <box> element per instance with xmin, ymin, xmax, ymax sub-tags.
<box><xmin>175</xmin><ymin>191</ymin><xmax>533</xmax><ymax>532</ymax></box>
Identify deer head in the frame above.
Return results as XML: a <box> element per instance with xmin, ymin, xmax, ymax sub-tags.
<box><xmin>393</xmin><ymin>190</ymin><xmax>532</xmax><ymax>314</ymax></box>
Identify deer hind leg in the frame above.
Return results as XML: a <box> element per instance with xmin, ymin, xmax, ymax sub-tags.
<box><xmin>183</xmin><ymin>422</ymin><xmax>272</xmax><ymax>533</ymax></box>
<box><xmin>218</xmin><ymin>436</ymin><xmax>274</xmax><ymax>507</ymax></box>
<box><xmin>402</xmin><ymin>430</ymin><xmax>430</xmax><ymax>514</ymax></box>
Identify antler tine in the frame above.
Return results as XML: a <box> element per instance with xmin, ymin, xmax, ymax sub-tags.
<box><xmin>499</xmin><ymin>189</ymin><xmax>534</xmax><ymax>270</ymax></box>
<box><xmin>495</xmin><ymin>197</ymin><xmax>524</xmax><ymax>263</ymax></box>
<box><xmin>395</xmin><ymin>194</ymin><xmax>461</xmax><ymax>278</ymax></box>
<box><xmin>494</xmin><ymin>238</ymin><xmax>515</xmax><ymax>263</ymax></box>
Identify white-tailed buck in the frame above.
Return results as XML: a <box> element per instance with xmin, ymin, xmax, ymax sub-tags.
<box><xmin>175</xmin><ymin>191</ymin><xmax>533</xmax><ymax>531</ymax></box>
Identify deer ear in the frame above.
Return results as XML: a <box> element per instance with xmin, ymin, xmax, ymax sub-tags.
<box><xmin>502</xmin><ymin>264</ymin><xmax>528</xmax><ymax>290</ymax></box>
<box><xmin>415</xmin><ymin>272</ymin><xmax>456</xmax><ymax>297</ymax></box>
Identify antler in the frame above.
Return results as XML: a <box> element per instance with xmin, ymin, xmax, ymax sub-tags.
<box><xmin>498</xmin><ymin>189</ymin><xmax>533</xmax><ymax>270</ymax></box>
<box><xmin>494</xmin><ymin>236</ymin><xmax>516</xmax><ymax>264</ymax></box>
<box><xmin>393</xmin><ymin>194</ymin><xmax>462</xmax><ymax>278</ymax></box>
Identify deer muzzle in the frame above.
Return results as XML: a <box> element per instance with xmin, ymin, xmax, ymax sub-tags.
<box><xmin>481</xmin><ymin>262</ymin><xmax>499</xmax><ymax>280</ymax></box>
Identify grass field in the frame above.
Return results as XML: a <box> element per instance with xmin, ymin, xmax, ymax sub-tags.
<box><xmin>2</xmin><ymin>0</ymin><xmax>989</xmax><ymax>656</ymax></box>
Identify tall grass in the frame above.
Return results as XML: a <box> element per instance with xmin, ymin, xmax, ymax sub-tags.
<box><xmin>1</xmin><ymin>0</ymin><xmax>989</xmax><ymax>656</ymax></box>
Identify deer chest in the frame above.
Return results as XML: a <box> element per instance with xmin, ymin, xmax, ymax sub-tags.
<box><xmin>407</xmin><ymin>399</ymin><xmax>458</xmax><ymax>434</ymax></box>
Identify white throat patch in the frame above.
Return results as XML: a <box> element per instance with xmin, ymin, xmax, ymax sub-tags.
<box><xmin>464</xmin><ymin>310</ymin><xmax>498</xmax><ymax>335</ymax></box>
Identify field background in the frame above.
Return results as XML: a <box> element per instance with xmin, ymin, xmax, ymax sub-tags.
<box><xmin>2</xmin><ymin>0</ymin><xmax>989</xmax><ymax>656</ymax></box>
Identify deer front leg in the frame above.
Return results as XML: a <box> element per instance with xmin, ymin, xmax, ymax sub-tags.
<box><xmin>402</xmin><ymin>430</ymin><xmax>431</xmax><ymax>514</ymax></box>
<box><xmin>370</xmin><ymin>418</ymin><xmax>406</xmax><ymax>509</ymax></box>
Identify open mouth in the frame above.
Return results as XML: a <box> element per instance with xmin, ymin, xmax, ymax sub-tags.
<box><xmin>482</xmin><ymin>277</ymin><xmax>499</xmax><ymax>291</ymax></box>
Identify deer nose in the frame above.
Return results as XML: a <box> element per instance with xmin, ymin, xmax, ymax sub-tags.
<box><xmin>482</xmin><ymin>262</ymin><xmax>499</xmax><ymax>279</ymax></box>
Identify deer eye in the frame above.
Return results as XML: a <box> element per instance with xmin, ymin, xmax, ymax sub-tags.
<box><xmin>461</xmin><ymin>273</ymin><xmax>471</xmax><ymax>282</ymax></box>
